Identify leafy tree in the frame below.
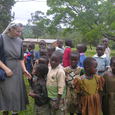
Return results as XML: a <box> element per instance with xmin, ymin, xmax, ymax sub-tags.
<box><xmin>47</xmin><ymin>0</ymin><xmax>115</xmax><ymax>44</ymax></box>
<box><xmin>0</xmin><ymin>0</ymin><xmax>15</xmax><ymax>33</ymax></box>
<box><xmin>29</xmin><ymin>11</ymin><xmax>51</xmax><ymax>38</ymax></box>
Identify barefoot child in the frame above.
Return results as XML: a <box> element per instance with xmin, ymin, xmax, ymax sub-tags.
<box><xmin>64</xmin><ymin>51</ymin><xmax>82</xmax><ymax>115</ymax></box>
<box><xmin>47</xmin><ymin>52</ymin><xmax>66</xmax><ymax>115</ymax></box>
<box><xmin>102</xmin><ymin>56</ymin><xmax>115</xmax><ymax>115</ymax></box>
<box><xmin>29</xmin><ymin>63</ymin><xmax>50</xmax><ymax>115</ymax></box>
<box><xmin>74</xmin><ymin>57</ymin><xmax>104</xmax><ymax>115</ymax></box>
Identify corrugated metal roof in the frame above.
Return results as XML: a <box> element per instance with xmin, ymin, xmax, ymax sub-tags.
<box><xmin>23</xmin><ymin>38</ymin><xmax>57</xmax><ymax>43</ymax></box>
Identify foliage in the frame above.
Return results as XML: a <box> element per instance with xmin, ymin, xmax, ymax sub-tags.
<box><xmin>0</xmin><ymin>0</ymin><xmax>15</xmax><ymax>33</ymax></box>
<box><xmin>28</xmin><ymin>11</ymin><xmax>51</xmax><ymax>38</ymax></box>
<box><xmin>47</xmin><ymin>0</ymin><xmax>115</xmax><ymax>44</ymax></box>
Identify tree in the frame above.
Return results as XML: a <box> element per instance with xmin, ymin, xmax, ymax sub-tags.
<box><xmin>0</xmin><ymin>0</ymin><xmax>15</xmax><ymax>33</ymax></box>
<box><xmin>47</xmin><ymin>0</ymin><xmax>115</xmax><ymax>44</ymax></box>
<box><xmin>29</xmin><ymin>11</ymin><xmax>51</xmax><ymax>38</ymax></box>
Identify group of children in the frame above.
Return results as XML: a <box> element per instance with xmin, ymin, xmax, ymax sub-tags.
<box><xmin>22</xmin><ymin>38</ymin><xmax>114</xmax><ymax>115</ymax></box>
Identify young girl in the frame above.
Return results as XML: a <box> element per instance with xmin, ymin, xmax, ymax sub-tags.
<box><xmin>93</xmin><ymin>44</ymin><xmax>110</xmax><ymax>76</ymax></box>
<box><xmin>64</xmin><ymin>51</ymin><xmax>83</xmax><ymax>115</ymax></box>
<box><xmin>63</xmin><ymin>40</ymin><xmax>73</xmax><ymax>67</ymax></box>
<box><xmin>74</xmin><ymin>57</ymin><xmax>104</xmax><ymax>115</ymax></box>
<box><xmin>102</xmin><ymin>56</ymin><xmax>115</xmax><ymax>115</ymax></box>
<box><xmin>29</xmin><ymin>63</ymin><xmax>50</xmax><ymax>115</ymax></box>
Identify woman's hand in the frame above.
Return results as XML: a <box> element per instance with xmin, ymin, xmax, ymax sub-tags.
<box><xmin>0</xmin><ymin>61</ymin><xmax>13</xmax><ymax>77</ymax></box>
<box><xmin>5</xmin><ymin>68</ymin><xmax>13</xmax><ymax>77</ymax></box>
<box><xmin>23</xmin><ymin>70</ymin><xmax>32</xmax><ymax>80</ymax></box>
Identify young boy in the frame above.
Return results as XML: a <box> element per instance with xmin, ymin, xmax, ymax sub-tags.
<box><xmin>47</xmin><ymin>45</ymin><xmax>55</xmax><ymax>58</ymax></box>
<box><xmin>76</xmin><ymin>44</ymin><xmax>87</xmax><ymax>68</ymax></box>
<box><xmin>29</xmin><ymin>63</ymin><xmax>50</xmax><ymax>115</ymax></box>
<box><xmin>102</xmin><ymin>56</ymin><xmax>115</xmax><ymax>115</ymax></box>
<box><xmin>56</xmin><ymin>39</ymin><xmax>64</xmax><ymax>54</ymax></box>
<box><xmin>47</xmin><ymin>52</ymin><xmax>66</xmax><ymax>115</ymax></box>
<box><xmin>93</xmin><ymin>44</ymin><xmax>110</xmax><ymax>76</ymax></box>
<box><xmin>64</xmin><ymin>51</ymin><xmax>82</xmax><ymax>115</ymax></box>
<box><xmin>102</xmin><ymin>38</ymin><xmax>111</xmax><ymax>58</ymax></box>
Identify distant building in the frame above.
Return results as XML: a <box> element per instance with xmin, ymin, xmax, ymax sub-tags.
<box><xmin>23</xmin><ymin>38</ymin><xmax>57</xmax><ymax>46</ymax></box>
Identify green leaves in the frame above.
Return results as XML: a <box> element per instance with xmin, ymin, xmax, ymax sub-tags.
<box><xmin>0</xmin><ymin>0</ymin><xmax>15</xmax><ymax>33</ymax></box>
<box><xmin>47</xmin><ymin>0</ymin><xmax>115</xmax><ymax>42</ymax></box>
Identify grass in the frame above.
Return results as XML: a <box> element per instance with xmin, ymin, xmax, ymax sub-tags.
<box><xmin>0</xmin><ymin>46</ymin><xmax>114</xmax><ymax>115</ymax></box>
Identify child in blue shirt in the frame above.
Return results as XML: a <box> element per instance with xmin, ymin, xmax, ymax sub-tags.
<box><xmin>93</xmin><ymin>44</ymin><xmax>110</xmax><ymax>76</ymax></box>
<box><xmin>76</xmin><ymin>44</ymin><xmax>87</xmax><ymax>68</ymax></box>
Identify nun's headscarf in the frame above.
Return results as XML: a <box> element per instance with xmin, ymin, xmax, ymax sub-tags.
<box><xmin>2</xmin><ymin>22</ymin><xmax>23</xmax><ymax>34</ymax></box>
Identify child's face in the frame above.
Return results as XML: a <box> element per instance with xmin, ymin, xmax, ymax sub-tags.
<box><xmin>70</xmin><ymin>55</ymin><xmax>79</xmax><ymax>68</ymax></box>
<box><xmin>23</xmin><ymin>45</ymin><xmax>27</xmax><ymax>52</ymax></box>
<box><xmin>47</xmin><ymin>49</ymin><xmax>54</xmax><ymax>57</ymax></box>
<box><xmin>32</xmin><ymin>65</ymin><xmax>39</xmax><ymax>76</ymax></box>
<box><xmin>28</xmin><ymin>45</ymin><xmax>32</xmax><ymax>51</ymax></box>
<box><xmin>77</xmin><ymin>45</ymin><xmax>83</xmax><ymax>53</ymax></box>
<box><xmin>103</xmin><ymin>40</ymin><xmax>108</xmax><ymax>47</ymax></box>
<box><xmin>39</xmin><ymin>58</ymin><xmax>48</xmax><ymax>65</ymax></box>
<box><xmin>111</xmin><ymin>59</ymin><xmax>115</xmax><ymax>74</ymax></box>
<box><xmin>50</xmin><ymin>55</ymin><xmax>60</xmax><ymax>69</ymax></box>
<box><xmin>86</xmin><ymin>60</ymin><xmax>97</xmax><ymax>75</ymax></box>
<box><xmin>39</xmin><ymin>41</ymin><xmax>46</xmax><ymax>49</ymax></box>
<box><xmin>96</xmin><ymin>46</ymin><xmax>105</xmax><ymax>57</ymax></box>
<box><xmin>57</xmin><ymin>41</ymin><xmax>63</xmax><ymax>48</ymax></box>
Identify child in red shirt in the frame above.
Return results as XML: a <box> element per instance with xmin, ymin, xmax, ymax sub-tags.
<box><xmin>63</xmin><ymin>40</ymin><xmax>73</xmax><ymax>67</ymax></box>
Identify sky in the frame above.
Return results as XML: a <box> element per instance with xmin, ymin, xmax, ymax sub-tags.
<box><xmin>12</xmin><ymin>0</ymin><xmax>48</xmax><ymax>25</ymax></box>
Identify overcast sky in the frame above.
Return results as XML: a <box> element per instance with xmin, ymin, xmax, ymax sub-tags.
<box><xmin>12</xmin><ymin>0</ymin><xmax>48</xmax><ymax>24</ymax></box>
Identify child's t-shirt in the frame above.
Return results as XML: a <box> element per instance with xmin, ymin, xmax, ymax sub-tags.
<box><xmin>78</xmin><ymin>53</ymin><xmax>86</xmax><ymax>68</ymax></box>
<box><xmin>63</xmin><ymin>46</ymin><xmax>71</xmax><ymax>67</ymax></box>
<box><xmin>46</xmin><ymin>65</ymin><xmax>66</xmax><ymax>99</ymax></box>
<box><xmin>93</xmin><ymin>54</ymin><xmax>110</xmax><ymax>75</ymax></box>
<box><xmin>32</xmin><ymin>77</ymin><xmax>49</xmax><ymax>106</ymax></box>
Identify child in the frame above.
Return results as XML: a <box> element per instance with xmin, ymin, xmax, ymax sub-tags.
<box><xmin>39</xmin><ymin>40</ymin><xmax>46</xmax><ymax>49</ymax></box>
<box><xmin>102</xmin><ymin>38</ymin><xmax>111</xmax><ymax>58</ymax></box>
<box><xmin>56</xmin><ymin>39</ymin><xmax>64</xmax><ymax>54</ymax></box>
<box><xmin>39</xmin><ymin>48</ymin><xmax>48</xmax><ymax>57</ymax></box>
<box><xmin>93</xmin><ymin>44</ymin><xmax>110</xmax><ymax>76</ymax></box>
<box><xmin>29</xmin><ymin>63</ymin><xmax>50</xmax><ymax>115</ymax></box>
<box><xmin>47</xmin><ymin>45</ymin><xmax>55</xmax><ymax>58</ymax></box>
<box><xmin>74</xmin><ymin>57</ymin><xmax>104</xmax><ymax>115</ymax></box>
<box><xmin>22</xmin><ymin>43</ymin><xmax>28</xmax><ymax>63</ymax></box>
<box><xmin>47</xmin><ymin>52</ymin><xmax>66</xmax><ymax>115</ymax></box>
<box><xmin>77</xmin><ymin>44</ymin><xmax>87</xmax><ymax>68</ymax></box>
<box><xmin>63</xmin><ymin>40</ymin><xmax>73</xmax><ymax>67</ymax></box>
<box><xmin>64</xmin><ymin>51</ymin><xmax>83</xmax><ymax>115</ymax></box>
<box><xmin>102</xmin><ymin>56</ymin><xmax>115</xmax><ymax>115</ymax></box>
<box><xmin>26</xmin><ymin>43</ymin><xmax>34</xmax><ymax>73</ymax></box>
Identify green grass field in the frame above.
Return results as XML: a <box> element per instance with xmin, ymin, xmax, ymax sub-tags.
<box><xmin>0</xmin><ymin>47</ymin><xmax>114</xmax><ymax>115</ymax></box>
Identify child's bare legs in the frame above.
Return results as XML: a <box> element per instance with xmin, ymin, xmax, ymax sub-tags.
<box><xmin>70</xmin><ymin>113</ymin><xmax>74</xmax><ymax>115</ymax></box>
<box><xmin>70</xmin><ymin>113</ymin><xmax>82</xmax><ymax>115</ymax></box>
<box><xmin>3</xmin><ymin>111</ymin><xmax>9</xmax><ymax>115</ymax></box>
<box><xmin>12</xmin><ymin>112</ymin><xmax>18</xmax><ymax>115</ymax></box>
<box><xmin>12</xmin><ymin>114</ymin><xmax>18</xmax><ymax>115</ymax></box>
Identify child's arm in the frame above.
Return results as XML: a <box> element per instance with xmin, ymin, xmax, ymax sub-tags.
<box><xmin>105</xmin><ymin>57</ymin><xmax>110</xmax><ymax>71</ymax></box>
<box><xmin>29</xmin><ymin>90</ymin><xmax>39</xmax><ymax>98</ymax></box>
